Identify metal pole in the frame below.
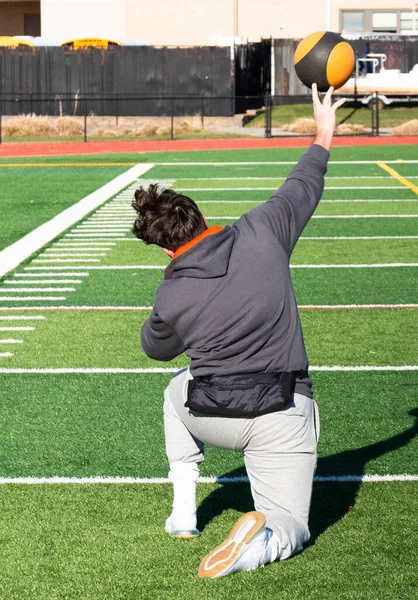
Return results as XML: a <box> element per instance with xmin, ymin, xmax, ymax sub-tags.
<box><xmin>326</xmin><ymin>0</ymin><xmax>331</xmax><ymax>30</ymax></box>
<box><xmin>375</xmin><ymin>92</ymin><xmax>380</xmax><ymax>137</ymax></box>
<box><xmin>265</xmin><ymin>91</ymin><xmax>272</xmax><ymax>138</ymax></box>
<box><xmin>370</xmin><ymin>92</ymin><xmax>377</xmax><ymax>136</ymax></box>
<box><xmin>84</xmin><ymin>99</ymin><xmax>87</xmax><ymax>142</ymax></box>
<box><xmin>171</xmin><ymin>97</ymin><xmax>174</xmax><ymax>140</ymax></box>
<box><xmin>234</xmin><ymin>0</ymin><xmax>238</xmax><ymax>37</ymax></box>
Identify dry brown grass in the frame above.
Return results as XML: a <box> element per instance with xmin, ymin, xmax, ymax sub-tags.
<box><xmin>281</xmin><ymin>118</ymin><xmax>365</xmax><ymax>135</ymax></box>
<box><xmin>392</xmin><ymin>120</ymin><xmax>418</xmax><ymax>136</ymax></box>
<box><xmin>336</xmin><ymin>123</ymin><xmax>365</xmax><ymax>134</ymax></box>
<box><xmin>138</xmin><ymin>124</ymin><xmax>158</xmax><ymax>137</ymax></box>
<box><xmin>281</xmin><ymin>118</ymin><xmax>317</xmax><ymax>134</ymax></box>
<box><xmin>115</xmin><ymin>126</ymin><xmax>133</xmax><ymax>136</ymax></box>
<box><xmin>3</xmin><ymin>115</ymin><xmax>84</xmax><ymax>137</ymax></box>
<box><xmin>55</xmin><ymin>117</ymin><xmax>84</xmax><ymax>136</ymax></box>
<box><xmin>156</xmin><ymin>126</ymin><xmax>171</xmax><ymax>135</ymax></box>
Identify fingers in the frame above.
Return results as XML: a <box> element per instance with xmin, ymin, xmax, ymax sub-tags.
<box><xmin>333</xmin><ymin>97</ymin><xmax>347</xmax><ymax>110</ymax></box>
<box><xmin>313</xmin><ymin>84</ymin><xmax>335</xmax><ymax>108</ymax></box>
<box><xmin>324</xmin><ymin>86</ymin><xmax>334</xmax><ymax>105</ymax></box>
<box><xmin>312</xmin><ymin>83</ymin><xmax>320</xmax><ymax>109</ymax></box>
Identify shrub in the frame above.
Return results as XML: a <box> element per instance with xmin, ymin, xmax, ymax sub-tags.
<box><xmin>281</xmin><ymin>118</ymin><xmax>316</xmax><ymax>134</ymax></box>
<box><xmin>392</xmin><ymin>120</ymin><xmax>418</xmax><ymax>136</ymax></box>
<box><xmin>138</xmin><ymin>124</ymin><xmax>158</xmax><ymax>137</ymax></box>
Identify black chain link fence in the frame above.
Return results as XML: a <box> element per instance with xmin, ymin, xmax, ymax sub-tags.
<box><xmin>0</xmin><ymin>91</ymin><xmax>414</xmax><ymax>143</ymax></box>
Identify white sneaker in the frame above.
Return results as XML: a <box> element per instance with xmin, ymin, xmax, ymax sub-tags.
<box><xmin>198</xmin><ymin>511</ymin><xmax>275</xmax><ymax>578</ymax></box>
<box><xmin>165</xmin><ymin>514</ymin><xmax>200</xmax><ymax>539</ymax></box>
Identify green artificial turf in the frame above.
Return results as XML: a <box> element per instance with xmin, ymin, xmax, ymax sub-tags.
<box><xmin>184</xmin><ymin>188</ymin><xmax>415</xmax><ymax>201</ymax></box>
<box><xmin>0</xmin><ymin>144</ymin><xmax>417</xmax><ymax>599</ymax></box>
<box><xmin>0</xmin><ymin>308</ymin><xmax>416</xmax><ymax>369</ymax></box>
<box><xmin>176</xmin><ymin>177</ymin><xmax>406</xmax><ymax>190</ymax></box>
<box><xmin>245</xmin><ymin>103</ymin><xmax>418</xmax><ymax>129</ymax></box>
<box><xmin>0</xmin><ymin>167</ymin><xmax>129</xmax><ymax>250</ymax></box>
<box><xmin>0</xmin><ymin>143</ymin><xmax>415</xmax><ymax>167</ymax></box>
<box><xmin>196</xmin><ymin>200</ymin><xmax>418</xmax><ymax>216</ymax></box>
<box><xmin>206</xmin><ymin>216</ymin><xmax>418</xmax><ymax>236</ymax></box>
<box><xmin>0</xmin><ymin>372</ymin><xmax>416</xmax><ymax>477</ymax></box>
<box><xmin>31</xmin><ymin>235</ymin><xmax>416</xmax><ymax>266</ymax></box>
<box><xmin>0</xmin><ymin>481</ymin><xmax>416</xmax><ymax>600</ymax></box>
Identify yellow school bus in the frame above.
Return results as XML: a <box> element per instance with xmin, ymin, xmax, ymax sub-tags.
<box><xmin>60</xmin><ymin>38</ymin><xmax>123</xmax><ymax>50</ymax></box>
<box><xmin>0</xmin><ymin>36</ymin><xmax>35</xmax><ymax>48</ymax></box>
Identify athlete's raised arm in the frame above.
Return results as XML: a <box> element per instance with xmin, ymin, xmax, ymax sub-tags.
<box><xmin>245</xmin><ymin>85</ymin><xmax>346</xmax><ymax>255</ymax></box>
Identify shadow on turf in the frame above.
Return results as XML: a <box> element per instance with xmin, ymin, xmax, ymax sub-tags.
<box><xmin>197</xmin><ymin>408</ymin><xmax>418</xmax><ymax>545</ymax></box>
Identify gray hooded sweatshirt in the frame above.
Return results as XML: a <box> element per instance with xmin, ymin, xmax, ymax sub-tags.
<box><xmin>141</xmin><ymin>144</ymin><xmax>329</xmax><ymax>414</ymax></box>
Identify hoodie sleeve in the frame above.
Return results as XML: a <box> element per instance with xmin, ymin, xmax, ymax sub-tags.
<box><xmin>141</xmin><ymin>309</ymin><xmax>185</xmax><ymax>361</ymax></box>
<box><xmin>245</xmin><ymin>144</ymin><xmax>329</xmax><ymax>255</ymax></box>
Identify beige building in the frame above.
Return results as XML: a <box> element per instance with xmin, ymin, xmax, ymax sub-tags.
<box><xmin>0</xmin><ymin>0</ymin><xmax>416</xmax><ymax>44</ymax></box>
<box><xmin>0</xmin><ymin>0</ymin><xmax>40</xmax><ymax>37</ymax></box>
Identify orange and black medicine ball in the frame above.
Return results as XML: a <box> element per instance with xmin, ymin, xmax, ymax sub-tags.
<box><xmin>294</xmin><ymin>31</ymin><xmax>355</xmax><ymax>92</ymax></box>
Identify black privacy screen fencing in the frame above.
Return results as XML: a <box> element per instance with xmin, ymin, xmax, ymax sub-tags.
<box><xmin>0</xmin><ymin>45</ymin><xmax>234</xmax><ymax>117</ymax></box>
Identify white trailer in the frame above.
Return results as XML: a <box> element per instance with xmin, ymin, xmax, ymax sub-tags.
<box><xmin>338</xmin><ymin>54</ymin><xmax>418</xmax><ymax>108</ymax></box>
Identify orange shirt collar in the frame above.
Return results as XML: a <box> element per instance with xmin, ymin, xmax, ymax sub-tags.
<box><xmin>173</xmin><ymin>225</ymin><xmax>224</xmax><ymax>259</ymax></box>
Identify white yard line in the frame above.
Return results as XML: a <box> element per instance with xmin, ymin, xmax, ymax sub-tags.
<box><xmin>0</xmin><ymin>288</ymin><xmax>75</xmax><ymax>292</ymax></box>
<box><xmin>64</xmin><ymin>233</ymin><xmax>127</xmax><ymax>237</ymax></box>
<box><xmin>14</xmin><ymin>272</ymin><xmax>89</xmax><ymax>277</ymax></box>
<box><xmin>290</xmin><ymin>263</ymin><xmax>418</xmax><ymax>269</ymax></box>
<box><xmin>0</xmin><ymin>297</ymin><xmax>66</xmax><ymax>301</ymax></box>
<box><xmin>23</xmin><ymin>263</ymin><xmax>418</xmax><ymax>271</ymax></box>
<box><xmin>0</xmin><ymin>353</ymin><xmax>13</xmax><ymax>358</ymax></box>
<box><xmin>175</xmin><ymin>176</ymin><xmax>418</xmax><ymax>181</ymax></box>
<box><xmin>0</xmin><ymin>474</ymin><xmax>416</xmax><ymax>484</ymax></box>
<box><xmin>0</xmin><ymin>327</ymin><xmax>35</xmax><ymax>331</ymax></box>
<box><xmin>0</xmin><ymin>316</ymin><xmax>45</xmax><ymax>319</ymax></box>
<box><xmin>53</xmin><ymin>242</ymin><xmax>116</xmax><ymax>246</ymax></box>
<box><xmin>178</xmin><ymin>186</ymin><xmax>405</xmax><ymax>191</ymax></box>
<box><xmin>299</xmin><ymin>236</ymin><xmax>418</xmax><ymax>240</ymax></box>
<box><xmin>0</xmin><ymin>163</ymin><xmax>154</xmax><ymax>279</ymax></box>
<box><xmin>299</xmin><ymin>304</ymin><xmax>418</xmax><ymax>309</ymax></box>
<box><xmin>116</xmin><ymin>236</ymin><xmax>417</xmax><ymax>241</ymax></box>
<box><xmin>42</xmin><ymin>247</ymin><xmax>111</xmax><ymax>257</ymax></box>
<box><xmin>48</xmin><ymin>247</ymin><xmax>114</xmax><ymax>251</ymax></box>
<box><xmin>154</xmin><ymin>160</ymin><xmax>418</xmax><ymax>165</ymax></box>
<box><xmin>208</xmin><ymin>215</ymin><xmax>418</xmax><ymax>219</ymax></box>
<box><xmin>75</xmin><ymin>225</ymin><xmax>130</xmax><ymax>229</ymax></box>
<box><xmin>24</xmin><ymin>265</ymin><xmax>168</xmax><ymax>270</ymax></box>
<box><xmin>0</xmin><ymin>366</ymin><xmax>416</xmax><ymax>373</ymax></box>
<box><xmin>0</xmin><ymin>304</ymin><xmax>415</xmax><ymax>311</ymax></box>
<box><xmin>0</xmin><ymin>339</ymin><xmax>23</xmax><ymax>344</ymax></box>
<box><xmin>5</xmin><ymin>280</ymin><xmax>82</xmax><ymax>284</ymax></box>
<box><xmin>32</xmin><ymin>259</ymin><xmax>101</xmax><ymax>263</ymax></box>
<box><xmin>194</xmin><ymin>199</ymin><xmax>418</xmax><ymax>204</ymax></box>
<box><xmin>37</xmin><ymin>254</ymin><xmax>106</xmax><ymax>258</ymax></box>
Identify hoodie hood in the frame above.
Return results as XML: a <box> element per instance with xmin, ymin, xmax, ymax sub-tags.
<box><xmin>171</xmin><ymin>226</ymin><xmax>235</xmax><ymax>279</ymax></box>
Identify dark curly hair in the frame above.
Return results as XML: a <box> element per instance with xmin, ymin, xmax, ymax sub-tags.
<box><xmin>132</xmin><ymin>184</ymin><xmax>207</xmax><ymax>251</ymax></box>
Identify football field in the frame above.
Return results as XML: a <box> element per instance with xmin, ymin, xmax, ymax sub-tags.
<box><xmin>0</xmin><ymin>144</ymin><xmax>417</xmax><ymax>599</ymax></box>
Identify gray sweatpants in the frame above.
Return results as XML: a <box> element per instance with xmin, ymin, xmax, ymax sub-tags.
<box><xmin>163</xmin><ymin>368</ymin><xmax>320</xmax><ymax>559</ymax></box>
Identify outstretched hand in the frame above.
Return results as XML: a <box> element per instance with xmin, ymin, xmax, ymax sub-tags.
<box><xmin>312</xmin><ymin>83</ymin><xmax>346</xmax><ymax>151</ymax></box>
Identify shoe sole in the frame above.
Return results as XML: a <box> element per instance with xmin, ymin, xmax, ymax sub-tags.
<box><xmin>198</xmin><ymin>511</ymin><xmax>266</xmax><ymax>578</ymax></box>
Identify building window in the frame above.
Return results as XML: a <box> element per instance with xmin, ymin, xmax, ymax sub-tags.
<box><xmin>24</xmin><ymin>13</ymin><xmax>41</xmax><ymax>37</ymax></box>
<box><xmin>341</xmin><ymin>9</ymin><xmax>417</xmax><ymax>35</ymax></box>
<box><xmin>372</xmin><ymin>12</ymin><xmax>397</xmax><ymax>33</ymax></box>
<box><xmin>400</xmin><ymin>11</ymin><xmax>417</xmax><ymax>32</ymax></box>
<box><xmin>341</xmin><ymin>11</ymin><xmax>365</xmax><ymax>32</ymax></box>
